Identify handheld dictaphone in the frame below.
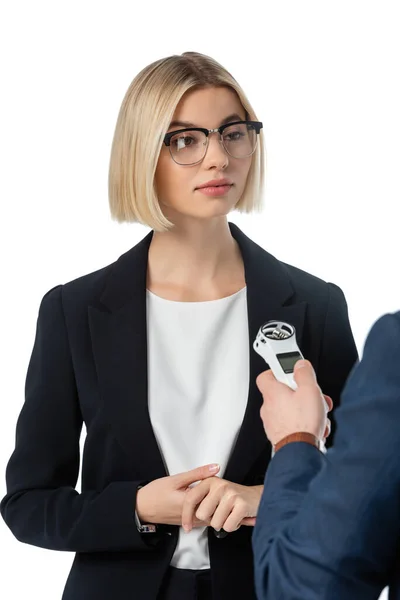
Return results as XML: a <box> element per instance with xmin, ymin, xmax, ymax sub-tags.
<box><xmin>253</xmin><ymin>319</ymin><xmax>327</xmax><ymax>456</ymax></box>
<box><xmin>253</xmin><ymin>321</ymin><xmax>303</xmax><ymax>389</ymax></box>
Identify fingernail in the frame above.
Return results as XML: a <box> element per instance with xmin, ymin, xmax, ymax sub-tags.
<box><xmin>295</xmin><ymin>360</ymin><xmax>307</xmax><ymax>370</ymax></box>
<box><xmin>209</xmin><ymin>464</ymin><xmax>219</xmax><ymax>472</ymax></box>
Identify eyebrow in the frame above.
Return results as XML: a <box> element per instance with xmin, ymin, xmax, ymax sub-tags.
<box><xmin>168</xmin><ymin>113</ymin><xmax>244</xmax><ymax>130</ymax></box>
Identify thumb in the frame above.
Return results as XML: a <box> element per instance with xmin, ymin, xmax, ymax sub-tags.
<box><xmin>172</xmin><ymin>464</ymin><xmax>220</xmax><ymax>489</ymax></box>
<box><xmin>293</xmin><ymin>359</ymin><xmax>317</xmax><ymax>387</ymax></box>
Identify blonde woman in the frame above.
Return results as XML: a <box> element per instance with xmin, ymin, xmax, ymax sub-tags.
<box><xmin>1</xmin><ymin>52</ymin><xmax>358</xmax><ymax>600</ymax></box>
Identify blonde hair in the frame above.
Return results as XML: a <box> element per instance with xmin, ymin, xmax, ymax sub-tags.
<box><xmin>108</xmin><ymin>51</ymin><xmax>265</xmax><ymax>231</ymax></box>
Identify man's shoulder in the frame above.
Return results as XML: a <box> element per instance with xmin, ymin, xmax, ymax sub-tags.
<box><xmin>361</xmin><ymin>311</ymin><xmax>400</xmax><ymax>361</ymax></box>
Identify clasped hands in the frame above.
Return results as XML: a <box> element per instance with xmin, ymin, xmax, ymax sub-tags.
<box><xmin>136</xmin><ymin>464</ymin><xmax>262</xmax><ymax>534</ymax></box>
<box><xmin>182</xmin><ymin>471</ymin><xmax>261</xmax><ymax>533</ymax></box>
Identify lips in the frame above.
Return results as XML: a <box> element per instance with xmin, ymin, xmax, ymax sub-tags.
<box><xmin>195</xmin><ymin>182</ymin><xmax>233</xmax><ymax>197</ymax></box>
<box><xmin>196</xmin><ymin>178</ymin><xmax>233</xmax><ymax>189</ymax></box>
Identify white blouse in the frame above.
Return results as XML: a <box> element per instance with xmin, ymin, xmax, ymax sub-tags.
<box><xmin>146</xmin><ymin>287</ymin><xmax>249</xmax><ymax>569</ymax></box>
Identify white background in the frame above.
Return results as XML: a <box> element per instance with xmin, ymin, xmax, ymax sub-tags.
<box><xmin>1</xmin><ymin>1</ymin><xmax>399</xmax><ymax>598</ymax></box>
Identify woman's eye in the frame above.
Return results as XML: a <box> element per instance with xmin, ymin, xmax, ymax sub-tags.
<box><xmin>173</xmin><ymin>135</ymin><xmax>195</xmax><ymax>150</ymax></box>
<box><xmin>224</xmin><ymin>131</ymin><xmax>244</xmax><ymax>142</ymax></box>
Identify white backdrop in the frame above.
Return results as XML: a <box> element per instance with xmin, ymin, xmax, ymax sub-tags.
<box><xmin>1</xmin><ymin>1</ymin><xmax>399</xmax><ymax>598</ymax></box>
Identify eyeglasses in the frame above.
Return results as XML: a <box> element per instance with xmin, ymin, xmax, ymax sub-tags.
<box><xmin>163</xmin><ymin>120</ymin><xmax>263</xmax><ymax>166</ymax></box>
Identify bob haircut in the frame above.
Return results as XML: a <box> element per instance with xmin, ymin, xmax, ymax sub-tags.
<box><xmin>108</xmin><ymin>51</ymin><xmax>265</xmax><ymax>231</ymax></box>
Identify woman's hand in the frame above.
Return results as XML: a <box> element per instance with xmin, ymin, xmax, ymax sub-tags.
<box><xmin>182</xmin><ymin>478</ymin><xmax>263</xmax><ymax>533</ymax></box>
<box><xmin>136</xmin><ymin>464</ymin><xmax>220</xmax><ymax>527</ymax></box>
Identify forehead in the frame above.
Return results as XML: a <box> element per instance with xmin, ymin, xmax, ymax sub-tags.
<box><xmin>171</xmin><ymin>86</ymin><xmax>246</xmax><ymax>128</ymax></box>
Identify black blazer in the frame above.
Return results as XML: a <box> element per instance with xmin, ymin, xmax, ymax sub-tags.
<box><xmin>1</xmin><ymin>223</ymin><xmax>358</xmax><ymax>600</ymax></box>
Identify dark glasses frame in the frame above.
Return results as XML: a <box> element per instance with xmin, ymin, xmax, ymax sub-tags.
<box><xmin>163</xmin><ymin>120</ymin><xmax>263</xmax><ymax>147</ymax></box>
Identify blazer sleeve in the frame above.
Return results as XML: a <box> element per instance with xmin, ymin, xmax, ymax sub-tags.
<box><xmin>1</xmin><ymin>285</ymin><xmax>165</xmax><ymax>553</ymax></box>
<box><xmin>252</xmin><ymin>312</ymin><xmax>400</xmax><ymax>600</ymax></box>
<box><xmin>316</xmin><ymin>283</ymin><xmax>359</xmax><ymax>441</ymax></box>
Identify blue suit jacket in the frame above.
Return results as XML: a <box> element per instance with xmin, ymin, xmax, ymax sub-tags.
<box><xmin>253</xmin><ymin>311</ymin><xmax>400</xmax><ymax>599</ymax></box>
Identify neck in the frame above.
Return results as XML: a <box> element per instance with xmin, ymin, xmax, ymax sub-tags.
<box><xmin>147</xmin><ymin>218</ymin><xmax>245</xmax><ymax>301</ymax></box>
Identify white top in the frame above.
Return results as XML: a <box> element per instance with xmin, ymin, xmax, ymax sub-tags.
<box><xmin>146</xmin><ymin>287</ymin><xmax>249</xmax><ymax>569</ymax></box>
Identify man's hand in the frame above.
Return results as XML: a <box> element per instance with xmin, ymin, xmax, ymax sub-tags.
<box><xmin>182</xmin><ymin>478</ymin><xmax>262</xmax><ymax>533</ymax></box>
<box><xmin>256</xmin><ymin>360</ymin><xmax>333</xmax><ymax>446</ymax></box>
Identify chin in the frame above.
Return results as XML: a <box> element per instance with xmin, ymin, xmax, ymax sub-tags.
<box><xmin>196</xmin><ymin>202</ymin><xmax>234</xmax><ymax>219</ymax></box>
<box><xmin>161</xmin><ymin>198</ymin><xmax>237</xmax><ymax>223</ymax></box>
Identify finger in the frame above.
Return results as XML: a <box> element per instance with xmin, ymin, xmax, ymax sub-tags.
<box><xmin>209</xmin><ymin>494</ymin><xmax>235</xmax><ymax>532</ymax></box>
<box><xmin>195</xmin><ymin>489</ymin><xmax>221</xmax><ymax>525</ymax></box>
<box><xmin>293</xmin><ymin>359</ymin><xmax>318</xmax><ymax>387</ymax></box>
<box><xmin>323</xmin><ymin>394</ymin><xmax>333</xmax><ymax>412</ymax></box>
<box><xmin>241</xmin><ymin>517</ymin><xmax>256</xmax><ymax>526</ymax></box>
<box><xmin>193</xmin><ymin>517</ymin><xmax>210</xmax><ymax>528</ymax></box>
<box><xmin>324</xmin><ymin>418</ymin><xmax>331</xmax><ymax>439</ymax></box>
<box><xmin>256</xmin><ymin>369</ymin><xmax>276</xmax><ymax>393</ymax></box>
<box><xmin>182</xmin><ymin>480</ymin><xmax>211</xmax><ymax>532</ymax></box>
<box><xmin>173</xmin><ymin>464</ymin><xmax>219</xmax><ymax>489</ymax></box>
<box><xmin>221</xmin><ymin>501</ymin><xmax>248</xmax><ymax>533</ymax></box>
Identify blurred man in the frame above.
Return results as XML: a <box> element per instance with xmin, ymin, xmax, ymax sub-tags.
<box><xmin>253</xmin><ymin>312</ymin><xmax>400</xmax><ymax>599</ymax></box>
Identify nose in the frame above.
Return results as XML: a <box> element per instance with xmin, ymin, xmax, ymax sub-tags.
<box><xmin>202</xmin><ymin>133</ymin><xmax>229</xmax><ymax>170</ymax></box>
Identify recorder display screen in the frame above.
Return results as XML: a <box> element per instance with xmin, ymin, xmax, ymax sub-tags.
<box><xmin>276</xmin><ymin>351</ymin><xmax>302</xmax><ymax>374</ymax></box>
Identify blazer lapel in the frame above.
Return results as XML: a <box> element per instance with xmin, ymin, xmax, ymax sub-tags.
<box><xmin>88</xmin><ymin>232</ymin><xmax>168</xmax><ymax>481</ymax></box>
<box><xmin>224</xmin><ymin>224</ymin><xmax>307</xmax><ymax>483</ymax></box>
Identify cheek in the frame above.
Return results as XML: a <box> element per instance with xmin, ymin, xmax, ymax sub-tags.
<box><xmin>242</xmin><ymin>159</ymin><xmax>252</xmax><ymax>180</ymax></box>
<box><xmin>234</xmin><ymin>160</ymin><xmax>252</xmax><ymax>193</ymax></box>
<box><xmin>155</xmin><ymin>156</ymin><xmax>177</xmax><ymax>198</ymax></box>
<box><xmin>156</xmin><ymin>160</ymin><xmax>192</xmax><ymax>205</ymax></box>
<box><xmin>154</xmin><ymin>153</ymin><xmax>169</xmax><ymax>191</ymax></box>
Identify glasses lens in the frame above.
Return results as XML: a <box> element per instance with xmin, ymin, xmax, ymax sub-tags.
<box><xmin>222</xmin><ymin>122</ymin><xmax>257</xmax><ymax>158</ymax></box>
<box><xmin>169</xmin><ymin>130</ymin><xmax>207</xmax><ymax>165</ymax></box>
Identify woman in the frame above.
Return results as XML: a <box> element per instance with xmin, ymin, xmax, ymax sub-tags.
<box><xmin>1</xmin><ymin>52</ymin><xmax>358</xmax><ymax>600</ymax></box>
